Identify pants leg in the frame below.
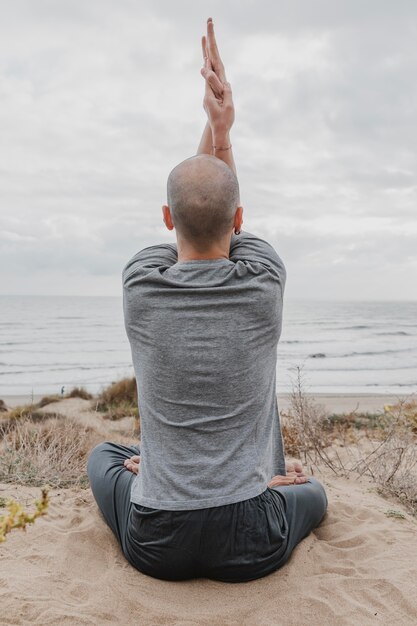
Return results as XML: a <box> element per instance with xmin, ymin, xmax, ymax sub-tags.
<box><xmin>87</xmin><ymin>441</ymin><xmax>141</xmax><ymax>555</ymax></box>
<box><xmin>269</xmin><ymin>476</ymin><xmax>328</xmax><ymax>562</ymax></box>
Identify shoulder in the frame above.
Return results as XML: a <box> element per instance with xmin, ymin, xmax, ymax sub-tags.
<box><xmin>122</xmin><ymin>242</ymin><xmax>178</xmax><ymax>287</ymax></box>
<box><xmin>229</xmin><ymin>230</ymin><xmax>286</xmax><ymax>287</ymax></box>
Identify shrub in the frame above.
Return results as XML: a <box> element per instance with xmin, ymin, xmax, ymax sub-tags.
<box><xmin>0</xmin><ymin>416</ymin><xmax>101</xmax><ymax>488</ymax></box>
<box><xmin>37</xmin><ymin>395</ymin><xmax>62</xmax><ymax>407</ymax></box>
<box><xmin>0</xmin><ymin>488</ymin><xmax>49</xmax><ymax>543</ymax></box>
<box><xmin>96</xmin><ymin>378</ymin><xmax>139</xmax><ymax>424</ymax></box>
<box><xmin>283</xmin><ymin>367</ymin><xmax>417</xmax><ymax>515</ymax></box>
<box><xmin>66</xmin><ymin>387</ymin><xmax>93</xmax><ymax>400</ymax></box>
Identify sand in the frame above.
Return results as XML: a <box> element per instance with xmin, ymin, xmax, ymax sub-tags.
<box><xmin>3</xmin><ymin>392</ymin><xmax>412</xmax><ymax>412</ymax></box>
<box><xmin>1</xmin><ymin>396</ymin><xmax>417</xmax><ymax>625</ymax></box>
<box><xmin>1</xmin><ymin>474</ymin><xmax>416</xmax><ymax>625</ymax></box>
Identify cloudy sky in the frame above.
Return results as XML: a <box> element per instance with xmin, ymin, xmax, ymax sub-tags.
<box><xmin>1</xmin><ymin>0</ymin><xmax>416</xmax><ymax>300</ymax></box>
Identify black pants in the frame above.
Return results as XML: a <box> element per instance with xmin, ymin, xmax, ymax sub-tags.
<box><xmin>87</xmin><ymin>441</ymin><xmax>328</xmax><ymax>582</ymax></box>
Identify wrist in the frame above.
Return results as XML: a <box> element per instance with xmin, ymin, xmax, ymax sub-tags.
<box><xmin>212</xmin><ymin>127</ymin><xmax>231</xmax><ymax>142</ymax></box>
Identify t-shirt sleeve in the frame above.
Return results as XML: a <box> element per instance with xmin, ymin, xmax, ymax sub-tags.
<box><xmin>229</xmin><ymin>230</ymin><xmax>286</xmax><ymax>289</ymax></box>
<box><xmin>122</xmin><ymin>242</ymin><xmax>178</xmax><ymax>285</ymax></box>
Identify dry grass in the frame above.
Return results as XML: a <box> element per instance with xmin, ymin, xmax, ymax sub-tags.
<box><xmin>282</xmin><ymin>367</ymin><xmax>347</xmax><ymax>475</ymax></box>
<box><xmin>36</xmin><ymin>386</ymin><xmax>92</xmax><ymax>407</ymax></box>
<box><xmin>66</xmin><ymin>387</ymin><xmax>93</xmax><ymax>400</ymax></box>
<box><xmin>0</xmin><ymin>406</ymin><xmax>68</xmax><ymax>433</ymax></box>
<box><xmin>0</xmin><ymin>416</ymin><xmax>102</xmax><ymax>488</ymax></box>
<box><xmin>283</xmin><ymin>367</ymin><xmax>417</xmax><ymax>515</ymax></box>
<box><xmin>95</xmin><ymin>378</ymin><xmax>139</xmax><ymax>423</ymax></box>
<box><xmin>36</xmin><ymin>395</ymin><xmax>62</xmax><ymax>407</ymax></box>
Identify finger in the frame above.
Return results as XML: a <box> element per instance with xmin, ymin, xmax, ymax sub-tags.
<box><xmin>268</xmin><ymin>474</ymin><xmax>308</xmax><ymax>487</ymax></box>
<box><xmin>268</xmin><ymin>475</ymin><xmax>296</xmax><ymax>487</ymax></box>
<box><xmin>207</xmin><ymin>18</ymin><xmax>220</xmax><ymax>63</ymax></box>
<box><xmin>207</xmin><ymin>17</ymin><xmax>226</xmax><ymax>81</ymax></box>
<box><xmin>204</xmin><ymin>71</ymin><xmax>216</xmax><ymax>99</ymax></box>
<box><xmin>130</xmin><ymin>455</ymin><xmax>140</xmax><ymax>463</ymax></box>
<box><xmin>221</xmin><ymin>81</ymin><xmax>233</xmax><ymax>106</ymax></box>
<box><xmin>201</xmin><ymin>36</ymin><xmax>211</xmax><ymax>70</ymax></box>
<box><xmin>201</xmin><ymin>68</ymin><xmax>223</xmax><ymax>98</ymax></box>
<box><xmin>201</xmin><ymin>35</ymin><xmax>212</xmax><ymax>69</ymax></box>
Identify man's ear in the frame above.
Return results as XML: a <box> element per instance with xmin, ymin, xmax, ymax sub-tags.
<box><xmin>234</xmin><ymin>205</ymin><xmax>243</xmax><ymax>232</ymax></box>
<box><xmin>162</xmin><ymin>205</ymin><xmax>175</xmax><ymax>231</ymax></box>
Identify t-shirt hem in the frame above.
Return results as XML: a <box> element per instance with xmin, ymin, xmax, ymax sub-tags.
<box><xmin>130</xmin><ymin>483</ymin><xmax>268</xmax><ymax>511</ymax></box>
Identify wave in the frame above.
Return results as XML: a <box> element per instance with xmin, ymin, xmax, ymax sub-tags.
<box><xmin>299</xmin><ymin>365</ymin><xmax>417</xmax><ymax>372</ymax></box>
<box><xmin>0</xmin><ymin>363</ymin><xmax>131</xmax><ymax>376</ymax></box>
<box><xmin>337</xmin><ymin>348</ymin><xmax>416</xmax><ymax>358</ymax></box>
<box><xmin>337</xmin><ymin>325</ymin><xmax>372</xmax><ymax>330</ymax></box>
<box><xmin>0</xmin><ymin>339</ymin><xmax>108</xmax><ymax>347</ymax></box>
<box><xmin>302</xmin><ymin>348</ymin><xmax>416</xmax><ymax>359</ymax></box>
<box><xmin>375</xmin><ymin>331</ymin><xmax>410</xmax><ymax>336</ymax></box>
<box><xmin>56</xmin><ymin>316</ymin><xmax>85</xmax><ymax>320</ymax></box>
<box><xmin>281</xmin><ymin>339</ymin><xmax>336</xmax><ymax>344</ymax></box>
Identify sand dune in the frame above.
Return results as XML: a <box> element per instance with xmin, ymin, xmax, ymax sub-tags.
<box><xmin>1</xmin><ymin>470</ymin><xmax>416</xmax><ymax>626</ymax></box>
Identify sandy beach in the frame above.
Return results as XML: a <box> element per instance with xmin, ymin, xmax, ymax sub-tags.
<box><xmin>1</xmin><ymin>394</ymin><xmax>416</xmax><ymax>625</ymax></box>
<box><xmin>3</xmin><ymin>392</ymin><xmax>410</xmax><ymax>413</ymax></box>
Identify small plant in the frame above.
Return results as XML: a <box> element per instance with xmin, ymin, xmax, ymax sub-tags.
<box><xmin>37</xmin><ymin>395</ymin><xmax>62</xmax><ymax>408</ymax></box>
<box><xmin>384</xmin><ymin>510</ymin><xmax>406</xmax><ymax>519</ymax></box>
<box><xmin>96</xmin><ymin>378</ymin><xmax>139</xmax><ymax>425</ymax></box>
<box><xmin>0</xmin><ymin>488</ymin><xmax>49</xmax><ymax>542</ymax></box>
<box><xmin>66</xmin><ymin>387</ymin><xmax>93</xmax><ymax>400</ymax></box>
<box><xmin>283</xmin><ymin>366</ymin><xmax>346</xmax><ymax>475</ymax></box>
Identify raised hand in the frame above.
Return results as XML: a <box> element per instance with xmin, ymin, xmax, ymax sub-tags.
<box><xmin>197</xmin><ymin>17</ymin><xmax>237</xmax><ymax>176</ymax></box>
<box><xmin>203</xmin><ymin>63</ymin><xmax>235</xmax><ymax>133</ymax></box>
<box><xmin>201</xmin><ymin>19</ymin><xmax>234</xmax><ymax>132</ymax></box>
<box><xmin>200</xmin><ymin>18</ymin><xmax>225</xmax><ymax>99</ymax></box>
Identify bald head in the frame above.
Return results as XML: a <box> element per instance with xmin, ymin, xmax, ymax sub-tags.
<box><xmin>167</xmin><ymin>155</ymin><xmax>240</xmax><ymax>249</ymax></box>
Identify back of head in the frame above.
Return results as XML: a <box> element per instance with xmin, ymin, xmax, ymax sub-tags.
<box><xmin>167</xmin><ymin>155</ymin><xmax>240</xmax><ymax>250</ymax></box>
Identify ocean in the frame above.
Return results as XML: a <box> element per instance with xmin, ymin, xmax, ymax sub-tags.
<box><xmin>0</xmin><ymin>296</ymin><xmax>416</xmax><ymax>398</ymax></box>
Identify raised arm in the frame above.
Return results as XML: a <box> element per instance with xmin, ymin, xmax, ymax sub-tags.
<box><xmin>197</xmin><ymin>18</ymin><xmax>237</xmax><ymax>176</ymax></box>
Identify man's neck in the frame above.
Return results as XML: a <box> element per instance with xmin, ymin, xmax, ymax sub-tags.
<box><xmin>176</xmin><ymin>236</ymin><xmax>231</xmax><ymax>262</ymax></box>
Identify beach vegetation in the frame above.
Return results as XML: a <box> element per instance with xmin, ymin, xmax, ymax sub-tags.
<box><xmin>96</xmin><ymin>378</ymin><xmax>139</xmax><ymax>427</ymax></box>
<box><xmin>37</xmin><ymin>386</ymin><xmax>93</xmax><ymax>406</ymax></box>
<box><xmin>37</xmin><ymin>394</ymin><xmax>62</xmax><ymax>407</ymax></box>
<box><xmin>0</xmin><ymin>488</ymin><xmax>49</xmax><ymax>543</ymax></box>
<box><xmin>282</xmin><ymin>367</ymin><xmax>417</xmax><ymax>516</ymax></box>
<box><xmin>66</xmin><ymin>387</ymin><xmax>93</xmax><ymax>400</ymax></box>
<box><xmin>384</xmin><ymin>509</ymin><xmax>406</xmax><ymax>519</ymax></box>
<box><xmin>0</xmin><ymin>416</ymin><xmax>101</xmax><ymax>488</ymax></box>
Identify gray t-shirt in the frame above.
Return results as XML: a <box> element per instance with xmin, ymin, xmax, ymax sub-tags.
<box><xmin>122</xmin><ymin>230</ymin><xmax>287</xmax><ymax>510</ymax></box>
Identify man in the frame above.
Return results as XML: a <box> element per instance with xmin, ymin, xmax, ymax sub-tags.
<box><xmin>87</xmin><ymin>18</ymin><xmax>327</xmax><ymax>582</ymax></box>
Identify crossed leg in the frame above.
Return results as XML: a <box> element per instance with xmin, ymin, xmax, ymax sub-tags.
<box><xmin>87</xmin><ymin>441</ymin><xmax>141</xmax><ymax>557</ymax></box>
<box><xmin>87</xmin><ymin>442</ymin><xmax>328</xmax><ymax>578</ymax></box>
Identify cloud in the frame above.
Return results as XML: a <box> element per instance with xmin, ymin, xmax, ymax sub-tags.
<box><xmin>1</xmin><ymin>0</ymin><xmax>416</xmax><ymax>299</ymax></box>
